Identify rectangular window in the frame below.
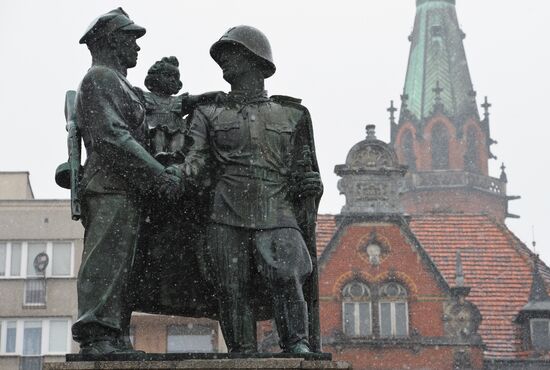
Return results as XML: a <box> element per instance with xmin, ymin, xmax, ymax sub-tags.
<box><xmin>358</xmin><ymin>303</ymin><xmax>371</xmax><ymax>335</ymax></box>
<box><xmin>23</xmin><ymin>321</ymin><xmax>42</xmax><ymax>355</ymax></box>
<box><xmin>48</xmin><ymin>320</ymin><xmax>68</xmax><ymax>353</ymax></box>
<box><xmin>10</xmin><ymin>243</ymin><xmax>21</xmax><ymax>276</ymax></box>
<box><xmin>167</xmin><ymin>325</ymin><xmax>213</xmax><ymax>353</ymax></box>
<box><xmin>52</xmin><ymin>243</ymin><xmax>71</xmax><ymax>276</ymax></box>
<box><xmin>379</xmin><ymin>302</ymin><xmax>392</xmax><ymax>337</ymax></box>
<box><xmin>343</xmin><ymin>302</ymin><xmax>355</xmax><ymax>335</ymax></box>
<box><xmin>395</xmin><ymin>302</ymin><xmax>408</xmax><ymax>337</ymax></box>
<box><xmin>379</xmin><ymin>301</ymin><xmax>409</xmax><ymax>338</ymax></box>
<box><xmin>343</xmin><ymin>302</ymin><xmax>372</xmax><ymax>337</ymax></box>
<box><xmin>0</xmin><ymin>243</ymin><xmax>6</xmax><ymax>276</ymax></box>
<box><xmin>0</xmin><ymin>241</ymin><xmax>74</xmax><ymax>278</ymax></box>
<box><xmin>1</xmin><ymin>318</ymin><xmax>71</xmax><ymax>355</ymax></box>
<box><xmin>531</xmin><ymin>319</ymin><xmax>550</xmax><ymax>351</ymax></box>
<box><xmin>6</xmin><ymin>321</ymin><xmax>17</xmax><ymax>353</ymax></box>
<box><xmin>27</xmin><ymin>243</ymin><xmax>46</xmax><ymax>277</ymax></box>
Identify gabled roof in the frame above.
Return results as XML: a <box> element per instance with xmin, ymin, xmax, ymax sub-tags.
<box><xmin>315</xmin><ymin>213</ymin><xmax>550</xmax><ymax>359</ymax></box>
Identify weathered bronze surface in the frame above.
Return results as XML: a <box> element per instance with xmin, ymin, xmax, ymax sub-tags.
<box><xmin>57</xmin><ymin>11</ymin><xmax>323</xmax><ymax>356</ymax></box>
<box><xmin>57</xmin><ymin>8</ymin><xmax>183</xmax><ymax>355</ymax></box>
<box><xmin>179</xmin><ymin>25</ymin><xmax>323</xmax><ymax>354</ymax></box>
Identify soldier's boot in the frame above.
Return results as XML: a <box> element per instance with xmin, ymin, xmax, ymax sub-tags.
<box><xmin>274</xmin><ymin>300</ymin><xmax>311</xmax><ymax>353</ymax></box>
<box><xmin>219</xmin><ymin>301</ymin><xmax>257</xmax><ymax>353</ymax></box>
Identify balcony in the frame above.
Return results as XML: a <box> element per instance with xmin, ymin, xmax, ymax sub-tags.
<box><xmin>402</xmin><ymin>171</ymin><xmax>507</xmax><ymax>196</ymax></box>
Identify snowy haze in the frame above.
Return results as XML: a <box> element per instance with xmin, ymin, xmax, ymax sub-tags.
<box><xmin>0</xmin><ymin>1</ymin><xmax>548</xmax><ymax>264</ymax></box>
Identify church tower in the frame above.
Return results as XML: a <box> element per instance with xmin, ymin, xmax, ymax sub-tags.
<box><xmin>391</xmin><ymin>0</ymin><xmax>518</xmax><ymax>221</ymax></box>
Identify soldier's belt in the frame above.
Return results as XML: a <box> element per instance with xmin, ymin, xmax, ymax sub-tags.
<box><xmin>222</xmin><ymin>165</ymin><xmax>289</xmax><ymax>182</ymax></box>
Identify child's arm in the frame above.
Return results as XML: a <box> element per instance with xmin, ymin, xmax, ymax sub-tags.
<box><xmin>181</xmin><ymin>91</ymin><xmax>226</xmax><ymax>115</ymax></box>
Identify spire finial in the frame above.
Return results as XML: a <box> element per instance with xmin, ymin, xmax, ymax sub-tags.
<box><xmin>365</xmin><ymin>124</ymin><xmax>377</xmax><ymax>140</ymax></box>
<box><xmin>456</xmin><ymin>250</ymin><xmax>465</xmax><ymax>287</ymax></box>
<box><xmin>532</xmin><ymin>225</ymin><xmax>537</xmax><ymax>253</ymax></box>
<box><xmin>481</xmin><ymin>96</ymin><xmax>492</xmax><ymax>120</ymax></box>
<box><xmin>387</xmin><ymin>100</ymin><xmax>397</xmax><ymax>125</ymax></box>
<box><xmin>499</xmin><ymin>163</ymin><xmax>508</xmax><ymax>183</ymax></box>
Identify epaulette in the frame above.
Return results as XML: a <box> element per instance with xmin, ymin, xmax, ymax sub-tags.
<box><xmin>270</xmin><ymin>95</ymin><xmax>302</xmax><ymax>105</ymax></box>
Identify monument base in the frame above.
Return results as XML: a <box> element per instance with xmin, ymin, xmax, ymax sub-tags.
<box><xmin>44</xmin><ymin>353</ymin><xmax>352</xmax><ymax>370</ymax></box>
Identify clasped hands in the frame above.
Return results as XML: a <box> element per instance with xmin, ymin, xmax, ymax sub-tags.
<box><xmin>156</xmin><ymin>165</ymin><xmax>184</xmax><ymax>202</ymax></box>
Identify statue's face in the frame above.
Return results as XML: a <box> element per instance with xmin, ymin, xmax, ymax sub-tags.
<box><xmin>217</xmin><ymin>47</ymin><xmax>256</xmax><ymax>84</ymax></box>
<box><xmin>113</xmin><ymin>32</ymin><xmax>140</xmax><ymax>69</ymax></box>
<box><xmin>157</xmin><ymin>68</ymin><xmax>182</xmax><ymax>95</ymax></box>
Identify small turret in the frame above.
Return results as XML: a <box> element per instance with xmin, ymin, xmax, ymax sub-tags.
<box><xmin>335</xmin><ymin>125</ymin><xmax>407</xmax><ymax>215</ymax></box>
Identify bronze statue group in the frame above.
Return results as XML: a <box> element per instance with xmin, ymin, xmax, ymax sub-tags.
<box><xmin>57</xmin><ymin>8</ymin><xmax>323</xmax><ymax>356</ymax></box>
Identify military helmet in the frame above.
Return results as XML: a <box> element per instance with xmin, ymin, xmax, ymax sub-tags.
<box><xmin>79</xmin><ymin>7</ymin><xmax>146</xmax><ymax>46</ymax></box>
<box><xmin>210</xmin><ymin>25</ymin><xmax>276</xmax><ymax>78</ymax></box>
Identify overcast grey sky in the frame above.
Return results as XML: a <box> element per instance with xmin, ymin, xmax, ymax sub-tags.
<box><xmin>0</xmin><ymin>0</ymin><xmax>548</xmax><ymax>263</ymax></box>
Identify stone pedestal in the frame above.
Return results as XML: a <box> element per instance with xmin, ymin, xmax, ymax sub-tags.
<box><xmin>44</xmin><ymin>353</ymin><xmax>352</xmax><ymax>370</ymax></box>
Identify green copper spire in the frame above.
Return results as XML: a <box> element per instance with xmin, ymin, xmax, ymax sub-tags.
<box><xmin>402</xmin><ymin>0</ymin><xmax>477</xmax><ymax>121</ymax></box>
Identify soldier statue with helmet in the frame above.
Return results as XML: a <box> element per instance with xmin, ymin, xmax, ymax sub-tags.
<box><xmin>56</xmin><ymin>9</ymin><xmax>324</xmax><ymax>356</ymax></box>
<box><xmin>180</xmin><ymin>25</ymin><xmax>323</xmax><ymax>354</ymax></box>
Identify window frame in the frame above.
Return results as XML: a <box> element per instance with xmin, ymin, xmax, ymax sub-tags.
<box><xmin>0</xmin><ymin>318</ymin><xmax>72</xmax><ymax>356</ymax></box>
<box><xmin>529</xmin><ymin>318</ymin><xmax>550</xmax><ymax>351</ymax></box>
<box><xmin>0</xmin><ymin>241</ymin><xmax>75</xmax><ymax>279</ymax></box>
<box><xmin>378</xmin><ymin>300</ymin><xmax>409</xmax><ymax>338</ymax></box>
<box><xmin>341</xmin><ymin>281</ymin><xmax>373</xmax><ymax>337</ymax></box>
<box><xmin>342</xmin><ymin>301</ymin><xmax>373</xmax><ymax>337</ymax></box>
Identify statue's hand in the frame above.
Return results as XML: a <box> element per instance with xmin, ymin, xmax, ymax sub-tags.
<box><xmin>293</xmin><ymin>171</ymin><xmax>323</xmax><ymax>200</ymax></box>
<box><xmin>199</xmin><ymin>91</ymin><xmax>226</xmax><ymax>104</ymax></box>
<box><xmin>156</xmin><ymin>165</ymin><xmax>184</xmax><ymax>202</ymax></box>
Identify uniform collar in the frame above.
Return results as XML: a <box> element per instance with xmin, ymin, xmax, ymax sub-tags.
<box><xmin>227</xmin><ymin>90</ymin><xmax>269</xmax><ymax>105</ymax></box>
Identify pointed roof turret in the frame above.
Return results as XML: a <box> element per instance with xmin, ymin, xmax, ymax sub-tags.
<box><xmin>515</xmin><ymin>255</ymin><xmax>550</xmax><ymax>323</ymax></box>
<box><xmin>402</xmin><ymin>0</ymin><xmax>478</xmax><ymax>122</ymax></box>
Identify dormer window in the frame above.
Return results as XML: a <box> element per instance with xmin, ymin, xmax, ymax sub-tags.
<box><xmin>530</xmin><ymin>319</ymin><xmax>550</xmax><ymax>351</ymax></box>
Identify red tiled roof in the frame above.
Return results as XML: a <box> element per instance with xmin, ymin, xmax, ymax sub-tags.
<box><xmin>315</xmin><ymin>213</ymin><xmax>550</xmax><ymax>359</ymax></box>
<box><xmin>315</xmin><ymin>214</ymin><xmax>337</xmax><ymax>257</ymax></box>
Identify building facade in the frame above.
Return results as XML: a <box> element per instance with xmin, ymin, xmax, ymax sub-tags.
<box><xmin>0</xmin><ymin>172</ymin><xmax>82</xmax><ymax>370</ymax></box>
<box><xmin>313</xmin><ymin>0</ymin><xmax>550</xmax><ymax>368</ymax></box>
<box><xmin>0</xmin><ymin>173</ymin><xmax>225</xmax><ymax>370</ymax></box>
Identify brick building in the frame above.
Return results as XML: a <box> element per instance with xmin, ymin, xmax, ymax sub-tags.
<box><xmin>312</xmin><ymin>0</ymin><xmax>550</xmax><ymax>369</ymax></box>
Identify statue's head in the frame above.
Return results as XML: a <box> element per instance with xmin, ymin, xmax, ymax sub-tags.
<box><xmin>80</xmin><ymin>7</ymin><xmax>146</xmax><ymax>69</ymax></box>
<box><xmin>145</xmin><ymin>56</ymin><xmax>183</xmax><ymax>96</ymax></box>
<box><xmin>210</xmin><ymin>25</ymin><xmax>276</xmax><ymax>83</ymax></box>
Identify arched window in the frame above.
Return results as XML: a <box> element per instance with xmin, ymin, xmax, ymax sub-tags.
<box><xmin>431</xmin><ymin>123</ymin><xmax>449</xmax><ymax>170</ymax></box>
<box><xmin>378</xmin><ymin>282</ymin><xmax>408</xmax><ymax>338</ymax></box>
<box><xmin>402</xmin><ymin>130</ymin><xmax>416</xmax><ymax>171</ymax></box>
<box><xmin>464</xmin><ymin>126</ymin><xmax>479</xmax><ymax>173</ymax></box>
<box><xmin>342</xmin><ymin>281</ymin><xmax>372</xmax><ymax>337</ymax></box>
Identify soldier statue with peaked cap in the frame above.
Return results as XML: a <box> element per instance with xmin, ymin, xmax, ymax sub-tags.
<box><xmin>181</xmin><ymin>25</ymin><xmax>323</xmax><ymax>353</ymax></box>
<box><xmin>71</xmin><ymin>8</ymin><xmax>182</xmax><ymax>354</ymax></box>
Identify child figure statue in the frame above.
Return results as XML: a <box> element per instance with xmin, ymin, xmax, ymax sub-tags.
<box><xmin>142</xmin><ymin>56</ymin><xmax>221</xmax><ymax>165</ymax></box>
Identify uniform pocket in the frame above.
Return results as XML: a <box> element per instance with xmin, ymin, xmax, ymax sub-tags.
<box><xmin>212</xmin><ymin>121</ymin><xmax>241</xmax><ymax>150</ymax></box>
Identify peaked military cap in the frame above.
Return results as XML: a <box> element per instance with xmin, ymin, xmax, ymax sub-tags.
<box><xmin>79</xmin><ymin>7</ymin><xmax>146</xmax><ymax>45</ymax></box>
